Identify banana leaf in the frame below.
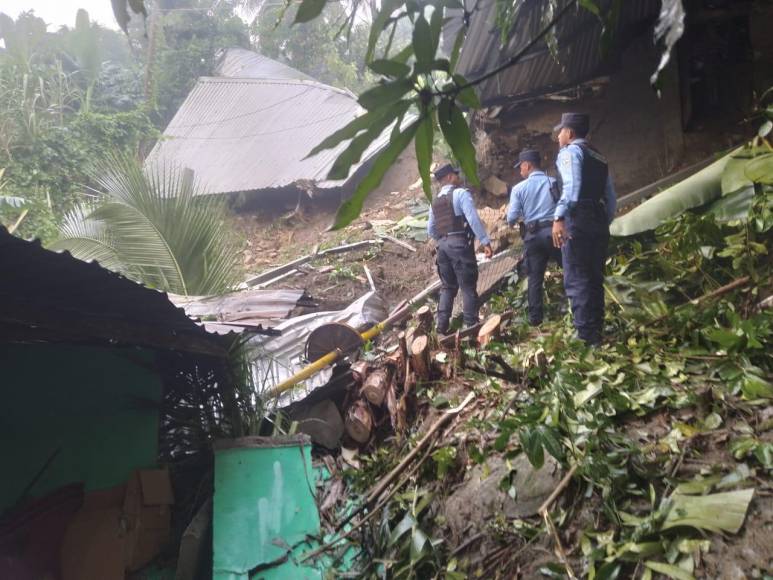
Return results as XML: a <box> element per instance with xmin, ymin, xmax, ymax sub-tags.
<box><xmin>610</xmin><ymin>149</ymin><xmax>742</xmax><ymax>237</ymax></box>
<box><xmin>662</xmin><ymin>488</ymin><xmax>754</xmax><ymax>534</ymax></box>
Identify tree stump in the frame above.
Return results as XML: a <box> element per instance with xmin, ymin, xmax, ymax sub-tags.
<box><xmin>416</xmin><ymin>305</ymin><xmax>434</xmax><ymax>333</ymax></box>
<box><xmin>345</xmin><ymin>400</ymin><xmax>373</xmax><ymax>444</ymax></box>
<box><xmin>477</xmin><ymin>314</ymin><xmax>502</xmax><ymax>347</ymax></box>
<box><xmin>410</xmin><ymin>335</ymin><xmax>431</xmax><ymax>380</ymax></box>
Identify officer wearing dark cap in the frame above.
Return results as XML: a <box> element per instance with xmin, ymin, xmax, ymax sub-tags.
<box><xmin>507</xmin><ymin>149</ymin><xmax>561</xmax><ymax>326</ymax></box>
<box><xmin>551</xmin><ymin>113</ymin><xmax>617</xmax><ymax>345</ymax></box>
<box><xmin>427</xmin><ymin>164</ymin><xmax>493</xmax><ymax>334</ymax></box>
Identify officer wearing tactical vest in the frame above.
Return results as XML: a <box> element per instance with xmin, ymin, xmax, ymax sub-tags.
<box><xmin>551</xmin><ymin>113</ymin><xmax>617</xmax><ymax>345</ymax></box>
<box><xmin>507</xmin><ymin>149</ymin><xmax>561</xmax><ymax>326</ymax></box>
<box><xmin>427</xmin><ymin>164</ymin><xmax>493</xmax><ymax>335</ymax></box>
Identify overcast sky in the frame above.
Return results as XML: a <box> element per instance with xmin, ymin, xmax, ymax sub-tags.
<box><xmin>2</xmin><ymin>0</ymin><xmax>121</xmax><ymax>30</ymax></box>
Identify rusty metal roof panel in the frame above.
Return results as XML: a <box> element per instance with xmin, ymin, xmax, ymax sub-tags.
<box><xmin>169</xmin><ymin>288</ymin><xmax>312</xmax><ymax>323</ymax></box>
<box><xmin>0</xmin><ymin>227</ymin><xmax>229</xmax><ymax>355</ymax></box>
<box><xmin>215</xmin><ymin>48</ymin><xmax>315</xmax><ymax>82</ymax></box>
<box><xmin>449</xmin><ymin>0</ymin><xmax>660</xmax><ymax>106</ymax></box>
<box><xmin>146</xmin><ymin>77</ymin><xmax>392</xmax><ymax>195</ymax></box>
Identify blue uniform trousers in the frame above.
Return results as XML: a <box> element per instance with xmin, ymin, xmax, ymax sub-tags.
<box><xmin>561</xmin><ymin>203</ymin><xmax>609</xmax><ymax>344</ymax></box>
<box><xmin>435</xmin><ymin>235</ymin><xmax>479</xmax><ymax>334</ymax></box>
<box><xmin>524</xmin><ymin>224</ymin><xmax>562</xmax><ymax>325</ymax></box>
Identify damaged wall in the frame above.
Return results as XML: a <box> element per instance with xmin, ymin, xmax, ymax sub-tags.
<box><xmin>475</xmin><ymin>35</ymin><xmax>686</xmax><ymax>196</ymax></box>
<box><xmin>0</xmin><ymin>344</ymin><xmax>162</xmax><ymax>513</ymax></box>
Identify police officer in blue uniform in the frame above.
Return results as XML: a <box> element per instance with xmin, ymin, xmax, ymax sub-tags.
<box><xmin>507</xmin><ymin>149</ymin><xmax>562</xmax><ymax>326</ymax></box>
<box><xmin>427</xmin><ymin>164</ymin><xmax>493</xmax><ymax>334</ymax></box>
<box><xmin>551</xmin><ymin>113</ymin><xmax>617</xmax><ymax>345</ymax></box>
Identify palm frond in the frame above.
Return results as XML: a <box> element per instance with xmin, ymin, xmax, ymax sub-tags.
<box><xmin>54</xmin><ymin>153</ymin><xmax>241</xmax><ymax>296</ymax></box>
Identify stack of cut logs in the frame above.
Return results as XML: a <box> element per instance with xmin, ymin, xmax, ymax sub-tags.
<box><xmin>344</xmin><ymin>306</ymin><xmax>503</xmax><ymax>445</ymax></box>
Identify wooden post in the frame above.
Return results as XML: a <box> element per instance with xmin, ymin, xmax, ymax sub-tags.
<box><xmin>477</xmin><ymin>314</ymin><xmax>502</xmax><ymax>347</ymax></box>
<box><xmin>345</xmin><ymin>400</ymin><xmax>373</xmax><ymax>444</ymax></box>
<box><xmin>410</xmin><ymin>335</ymin><xmax>431</xmax><ymax>381</ymax></box>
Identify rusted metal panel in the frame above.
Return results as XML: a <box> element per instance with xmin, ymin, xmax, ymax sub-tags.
<box><xmin>170</xmin><ymin>288</ymin><xmax>313</xmax><ymax>324</ymax></box>
<box><xmin>447</xmin><ymin>0</ymin><xmax>660</xmax><ymax>106</ymax></box>
<box><xmin>0</xmin><ymin>227</ymin><xmax>228</xmax><ymax>355</ymax></box>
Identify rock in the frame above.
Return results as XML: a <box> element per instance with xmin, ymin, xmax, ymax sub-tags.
<box><xmin>290</xmin><ymin>400</ymin><xmax>344</xmax><ymax>450</ymax></box>
<box><xmin>444</xmin><ymin>454</ymin><xmax>562</xmax><ymax>541</ymax></box>
<box><xmin>483</xmin><ymin>175</ymin><xmax>509</xmax><ymax>197</ymax></box>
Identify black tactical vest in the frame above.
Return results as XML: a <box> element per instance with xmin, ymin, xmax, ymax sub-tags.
<box><xmin>577</xmin><ymin>143</ymin><xmax>608</xmax><ymax>202</ymax></box>
<box><xmin>431</xmin><ymin>193</ymin><xmax>467</xmax><ymax>236</ymax></box>
<box><xmin>555</xmin><ymin>142</ymin><xmax>608</xmax><ymax>203</ymax></box>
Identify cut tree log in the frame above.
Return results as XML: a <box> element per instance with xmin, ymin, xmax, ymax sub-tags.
<box><xmin>477</xmin><ymin>314</ymin><xmax>502</xmax><ymax>347</ymax></box>
<box><xmin>415</xmin><ymin>305</ymin><xmax>434</xmax><ymax>333</ymax></box>
<box><xmin>361</xmin><ymin>367</ymin><xmax>392</xmax><ymax>406</ymax></box>
<box><xmin>410</xmin><ymin>335</ymin><xmax>432</xmax><ymax>381</ymax></box>
<box><xmin>351</xmin><ymin>360</ymin><xmax>370</xmax><ymax>385</ymax></box>
<box><xmin>345</xmin><ymin>400</ymin><xmax>373</xmax><ymax>444</ymax></box>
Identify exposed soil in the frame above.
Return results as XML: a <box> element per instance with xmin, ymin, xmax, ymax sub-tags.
<box><xmin>230</xmin><ymin>153</ymin><xmax>438</xmax><ymax>312</ymax></box>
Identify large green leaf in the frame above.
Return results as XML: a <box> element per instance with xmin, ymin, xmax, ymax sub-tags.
<box><xmin>610</xmin><ymin>149</ymin><xmax>740</xmax><ymax>237</ymax></box>
<box><xmin>294</xmin><ymin>0</ymin><xmax>326</xmax><ymax>23</ymax></box>
<box><xmin>438</xmin><ymin>99</ymin><xmax>479</xmax><ymax>185</ymax></box>
<box><xmin>368</xmin><ymin>59</ymin><xmax>411</xmax><ymax>78</ymax></box>
<box><xmin>412</xmin><ymin>15</ymin><xmax>434</xmax><ymax>71</ymax></box>
<box><xmin>707</xmin><ymin>186</ymin><xmax>754</xmax><ymax>222</ymax></box>
<box><xmin>519</xmin><ymin>428</ymin><xmax>544</xmax><ymax>469</ymax></box>
<box><xmin>326</xmin><ymin>100</ymin><xmax>412</xmax><ymax>180</ymax></box>
<box><xmin>643</xmin><ymin>561</ymin><xmax>695</xmax><ymax>580</ymax></box>
<box><xmin>52</xmin><ymin>155</ymin><xmax>239</xmax><ymax>296</ymax></box>
<box><xmin>358</xmin><ymin>79</ymin><xmax>414</xmax><ymax>111</ymax></box>
<box><xmin>662</xmin><ymin>488</ymin><xmax>754</xmax><ymax>534</ymax></box>
<box><xmin>306</xmin><ymin>107</ymin><xmax>394</xmax><ymax>159</ymax></box>
<box><xmin>745</xmin><ymin>153</ymin><xmax>773</xmax><ymax>184</ymax></box>
<box><xmin>415</xmin><ymin>113</ymin><xmax>434</xmax><ymax>201</ymax></box>
<box><xmin>332</xmin><ymin>119</ymin><xmax>420</xmax><ymax>230</ymax></box>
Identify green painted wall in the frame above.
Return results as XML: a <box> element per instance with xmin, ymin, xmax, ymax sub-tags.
<box><xmin>0</xmin><ymin>343</ymin><xmax>162</xmax><ymax>513</ymax></box>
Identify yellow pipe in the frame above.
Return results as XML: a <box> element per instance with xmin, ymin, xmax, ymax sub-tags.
<box><xmin>262</xmin><ymin>349</ymin><xmax>342</xmax><ymax>400</ymax></box>
<box><xmin>262</xmin><ymin>279</ymin><xmax>442</xmax><ymax>401</ymax></box>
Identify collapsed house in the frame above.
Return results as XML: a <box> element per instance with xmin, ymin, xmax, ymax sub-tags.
<box><xmin>0</xmin><ymin>227</ymin><xmax>239</xmax><ymax>579</ymax></box>
<box><xmin>145</xmin><ymin>48</ymin><xmax>408</xmax><ymax>208</ymax></box>
<box><xmin>448</xmin><ymin>0</ymin><xmax>773</xmax><ymax>198</ymax></box>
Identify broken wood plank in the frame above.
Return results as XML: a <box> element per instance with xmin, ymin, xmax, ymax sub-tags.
<box><xmin>378</xmin><ymin>233</ymin><xmax>417</xmax><ymax>253</ymax></box>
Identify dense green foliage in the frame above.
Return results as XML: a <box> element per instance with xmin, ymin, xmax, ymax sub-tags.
<box><xmin>0</xmin><ymin>10</ymin><xmax>157</xmax><ymax>243</ymax></box>
<box><xmin>52</xmin><ymin>154</ymin><xmax>241</xmax><ymax>295</ymax></box>
<box><xmin>255</xmin><ymin>1</ymin><xmax>379</xmax><ymax>94</ymax></box>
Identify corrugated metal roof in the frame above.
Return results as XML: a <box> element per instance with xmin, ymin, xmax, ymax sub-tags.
<box><xmin>169</xmin><ymin>288</ymin><xmax>314</xmax><ymax>328</ymax></box>
<box><xmin>146</xmin><ymin>76</ymin><xmax>393</xmax><ymax>194</ymax></box>
<box><xmin>215</xmin><ymin>47</ymin><xmax>315</xmax><ymax>82</ymax></box>
<box><xmin>0</xmin><ymin>227</ymin><xmax>228</xmax><ymax>356</ymax></box>
<box><xmin>449</xmin><ymin>0</ymin><xmax>659</xmax><ymax>106</ymax></box>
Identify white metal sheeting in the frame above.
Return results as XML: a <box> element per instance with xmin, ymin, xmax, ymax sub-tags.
<box><xmin>146</xmin><ymin>76</ymin><xmax>391</xmax><ymax>195</ymax></box>
<box><xmin>215</xmin><ymin>47</ymin><xmax>315</xmax><ymax>82</ymax></box>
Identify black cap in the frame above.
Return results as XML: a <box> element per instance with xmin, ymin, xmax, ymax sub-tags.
<box><xmin>517</xmin><ymin>149</ymin><xmax>541</xmax><ymax>166</ymax></box>
<box><xmin>433</xmin><ymin>164</ymin><xmax>460</xmax><ymax>181</ymax></box>
<box><xmin>554</xmin><ymin>112</ymin><xmax>590</xmax><ymax>135</ymax></box>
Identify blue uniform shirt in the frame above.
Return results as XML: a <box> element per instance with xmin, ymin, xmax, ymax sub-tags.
<box><xmin>507</xmin><ymin>170</ymin><xmax>557</xmax><ymax>225</ymax></box>
<box><xmin>427</xmin><ymin>184</ymin><xmax>491</xmax><ymax>246</ymax></box>
<box><xmin>554</xmin><ymin>138</ymin><xmax>617</xmax><ymax>223</ymax></box>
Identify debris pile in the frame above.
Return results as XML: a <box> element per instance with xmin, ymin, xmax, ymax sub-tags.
<box><xmin>302</xmin><ymin>168</ymin><xmax>772</xmax><ymax>578</ymax></box>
